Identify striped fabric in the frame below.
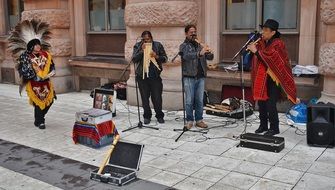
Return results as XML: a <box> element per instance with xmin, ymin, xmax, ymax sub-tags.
<box><xmin>72</xmin><ymin>120</ymin><xmax>118</xmax><ymax>144</ymax></box>
<box><xmin>251</xmin><ymin>38</ymin><xmax>297</xmax><ymax>104</ymax></box>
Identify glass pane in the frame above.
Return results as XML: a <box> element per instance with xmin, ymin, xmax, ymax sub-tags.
<box><xmin>108</xmin><ymin>0</ymin><xmax>126</xmax><ymax>30</ymax></box>
<box><xmin>226</xmin><ymin>0</ymin><xmax>257</xmax><ymax>30</ymax></box>
<box><xmin>89</xmin><ymin>0</ymin><xmax>106</xmax><ymax>31</ymax></box>
<box><xmin>263</xmin><ymin>0</ymin><xmax>298</xmax><ymax>29</ymax></box>
<box><xmin>7</xmin><ymin>0</ymin><xmax>24</xmax><ymax>31</ymax></box>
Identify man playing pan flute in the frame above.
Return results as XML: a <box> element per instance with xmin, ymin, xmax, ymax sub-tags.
<box><xmin>132</xmin><ymin>31</ymin><xmax>168</xmax><ymax>125</ymax></box>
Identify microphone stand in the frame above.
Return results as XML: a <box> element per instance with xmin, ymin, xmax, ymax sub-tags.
<box><xmin>172</xmin><ymin>50</ymin><xmax>208</xmax><ymax>142</ymax></box>
<box><xmin>123</xmin><ymin>39</ymin><xmax>159</xmax><ymax>132</ymax></box>
<box><xmin>231</xmin><ymin>32</ymin><xmax>259</xmax><ymax>135</ymax></box>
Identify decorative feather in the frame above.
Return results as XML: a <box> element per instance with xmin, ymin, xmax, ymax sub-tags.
<box><xmin>7</xmin><ymin>19</ymin><xmax>51</xmax><ymax>59</ymax></box>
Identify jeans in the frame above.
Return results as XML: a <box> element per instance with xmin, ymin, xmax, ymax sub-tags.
<box><xmin>183</xmin><ymin>77</ymin><xmax>205</xmax><ymax>122</ymax></box>
<box><xmin>258</xmin><ymin>77</ymin><xmax>281</xmax><ymax>132</ymax></box>
<box><xmin>137</xmin><ymin>77</ymin><xmax>164</xmax><ymax>120</ymax></box>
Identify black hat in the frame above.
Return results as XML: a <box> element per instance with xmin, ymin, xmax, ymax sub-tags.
<box><xmin>27</xmin><ymin>38</ymin><xmax>41</xmax><ymax>53</ymax></box>
<box><xmin>260</xmin><ymin>19</ymin><xmax>279</xmax><ymax>31</ymax></box>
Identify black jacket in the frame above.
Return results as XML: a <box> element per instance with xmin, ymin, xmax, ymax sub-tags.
<box><xmin>179</xmin><ymin>39</ymin><xmax>214</xmax><ymax>77</ymax></box>
<box><xmin>132</xmin><ymin>41</ymin><xmax>167</xmax><ymax>79</ymax></box>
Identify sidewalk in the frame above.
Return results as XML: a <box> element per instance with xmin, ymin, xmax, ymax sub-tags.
<box><xmin>0</xmin><ymin>83</ymin><xmax>335</xmax><ymax>190</ymax></box>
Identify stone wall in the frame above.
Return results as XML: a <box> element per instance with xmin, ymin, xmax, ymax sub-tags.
<box><xmin>21</xmin><ymin>5</ymin><xmax>74</xmax><ymax>93</ymax></box>
<box><xmin>125</xmin><ymin>0</ymin><xmax>199</xmax><ymax>110</ymax></box>
<box><xmin>318</xmin><ymin>0</ymin><xmax>335</xmax><ymax>104</ymax></box>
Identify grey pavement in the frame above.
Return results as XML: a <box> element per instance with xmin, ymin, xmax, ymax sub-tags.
<box><xmin>0</xmin><ymin>83</ymin><xmax>335</xmax><ymax>190</ymax></box>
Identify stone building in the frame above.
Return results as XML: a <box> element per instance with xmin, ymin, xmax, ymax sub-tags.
<box><xmin>0</xmin><ymin>0</ymin><xmax>334</xmax><ymax>110</ymax></box>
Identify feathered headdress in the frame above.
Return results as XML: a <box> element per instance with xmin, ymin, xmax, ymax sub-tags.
<box><xmin>7</xmin><ymin>19</ymin><xmax>51</xmax><ymax>59</ymax></box>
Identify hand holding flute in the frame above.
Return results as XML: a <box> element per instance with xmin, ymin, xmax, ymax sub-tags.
<box><xmin>246</xmin><ymin>37</ymin><xmax>261</xmax><ymax>54</ymax></box>
<box><xmin>194</xmin><ymin>39</ymin><xmax>212</xmax><ymax>56</ymax></box>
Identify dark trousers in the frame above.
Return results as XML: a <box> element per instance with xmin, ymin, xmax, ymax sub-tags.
<box><xmin>34</xmin><ymin>102</ymin><xmax>53</xmax><ymax>126</ymax></box>
<box><xmin>258</xmin><ymin>77</ymin><xmax>281</xmax><ymax>132</ymax></box>
<box><xmin>137</xmin><ymin>77</ymin><xmax>164</xmax><ymax>119</ymax></box>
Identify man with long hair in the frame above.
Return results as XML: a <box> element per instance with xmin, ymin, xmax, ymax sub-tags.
<box><xmin>132</xmin><ymin>31</ymin><xmax>168</xmax><ymax>124</ymax></box>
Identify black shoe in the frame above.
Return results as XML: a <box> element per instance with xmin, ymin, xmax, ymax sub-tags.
<box><xmin>264</xmin><ymin>129</ymin><xmax>279</xmax><ymax>136</ymax></box>
<box><xmin>157</xmin><ymin>118</ymin><xmax>165</xmax><ymax>124</ymax></box>
<box><xmin>255</xmin><ymin>126</ymin><xmax>268</xmax><ymax>134</ymax></box>
<box><xmin>39</xmin><ymin>123</ymin><xmax>46</xmax><ymax>130</ymax></box>
<box><xmin>144</xmin><ymin>118</ymin><xmax>151</xmax><ymax>125</ymax></box>
<box><xmin>34</xmin><ymin>122</ymin><xmax>39</xmax><ymax>127</ymax></box>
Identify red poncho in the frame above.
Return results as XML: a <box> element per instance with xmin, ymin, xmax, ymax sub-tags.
<box><xmin>251</xmin><ymin>38</ymin><xmax>297</xmax><ymax>104</ymax></box>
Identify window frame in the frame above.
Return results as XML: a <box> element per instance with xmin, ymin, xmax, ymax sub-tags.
<box><xmin>221</xmin><ymin>0</ymin><xmax>301</xmax><ymax>35</ymax></box>
<box><xmin>86</xmin><ymin>0</ymin><xmax>126</xmax><ymax>34</ymax></box>
<box><xmin>4</xmin><ymin>0</ymin><xmax>24</xmax><ymax>35</ymax></box>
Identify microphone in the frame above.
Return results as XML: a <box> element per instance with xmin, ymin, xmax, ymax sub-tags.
<box><xmin>171</xmin><ymin>51</ymin><xmax>182</xmax><ymax>63</ymax></box>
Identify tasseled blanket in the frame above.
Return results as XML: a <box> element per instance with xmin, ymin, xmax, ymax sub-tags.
<box><xmin>251</xmin><ymin>38</ymin><xmax>297</xmax><ymax>104</ymax></box>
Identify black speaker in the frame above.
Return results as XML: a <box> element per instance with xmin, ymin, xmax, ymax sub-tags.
<box><xmin>307</xmin><ymin>103</ymin><xmax>335</xmax><ymax>147</ymax></box>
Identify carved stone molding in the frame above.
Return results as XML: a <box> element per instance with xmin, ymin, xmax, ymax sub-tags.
<box><xmin>319</xmin><ymin>43</ymin><xmax>335</xmax><ymax>76</ymax></box>
<box><xmin>49</xmin><ymin>39</ymin><xmax>72</xmax><ymax>57</ymax></box>
<box><xmin>321</xmin><ymin>0</ymin><xmax>335</xmax><ymax>25</ymax></box>
<box><xmin>125</xmin><ymin>1</ymin><xmax>198</xmax><ymax>27</ymax></box>
<box><xmin>22</xmin><ymin>9</ymin><xmax>70</xmax><ymax>29</ymax></box>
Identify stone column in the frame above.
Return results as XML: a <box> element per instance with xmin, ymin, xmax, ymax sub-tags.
<box><xmin>203</xmin><ymin>0</ymin><xmax>220</xmax><ymax>65</ymax></box>
<box><xmin>22</xmin><ymin>0</ymin><xmax>73</xmax><ymax>93</ymax></box>
<box><xmin>125</xmin><ymin>0</ymin><xmax>198</xmax><ymax>110</ymax></box>
<box><xmin>0</xmin><ymin>0</ymin><xmax>6</xmax><ymax>82</ymax></box>
<box><xmin>318</xmin><ymin>0</ymin><xmax>335</xmax><ymax>104</ymax></box>
<box><xmin>298</xmin><ymin>0</ymin><xmax>318</xmax><ymax>66</ymax></box>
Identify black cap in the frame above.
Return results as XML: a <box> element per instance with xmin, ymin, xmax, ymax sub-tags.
<box><xmin>27</xmin><ymin>38</ymin><xmax>41</xmax><ymax>53</ymax></box>
<box><xmin>260</xmin><ymin>19</ymin><xmax>279</xmax><ymax>31</ymax></box>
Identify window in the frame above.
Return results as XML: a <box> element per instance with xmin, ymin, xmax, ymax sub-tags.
<box><xmin>88</xmin><ymin>0</ymin><xmax>126</xmax><ymax>32</ymax></box>
<box><xmin>224</xmin><ymin>0</ymin><xmax>299</xmax><ymax>32</ymax></box>
<box><xmin>221</xmin><ymin>0</ymin><xmax>300</xmax><ymax>64</ymax></box>
<box><xmin>6</xmin><ymin>0</ymin><xmax>24</xmax><ymax>32</ymax></box>
<box><xmin>226</xmin><ymin>0</ymin><xmax>257</xmax><ymax>30</ymax></box>
<box><xmin>86</xmin><ymin>0</ymin><xmax>126</xmax><ymax>56</ymax></box>
<box><xmin>263</xmin><ymin>0</ymin><xmax>298</xmax><ymax>29</ymax></box>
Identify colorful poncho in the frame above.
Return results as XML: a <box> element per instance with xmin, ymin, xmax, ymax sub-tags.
<box><xmin>21</xmin><ymin>51</ymin><xmax>55</xmax><ymax>110</ymax></box>
<box><xmin>251</xmin><ymin>38</ymin><xmax>297</xmax><ymax>104</ymax></box>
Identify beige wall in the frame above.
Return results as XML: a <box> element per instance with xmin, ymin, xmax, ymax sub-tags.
<box><xmin>298</xmin><ymin>0</ymin><xmax>318</xmax><ymax>66</ymax></box>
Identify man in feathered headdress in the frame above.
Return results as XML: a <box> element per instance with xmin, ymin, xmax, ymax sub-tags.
<box><xmin>7</xmin><ymin>20</ymin><xmax>56</xmax><ymax>129</ymax></box>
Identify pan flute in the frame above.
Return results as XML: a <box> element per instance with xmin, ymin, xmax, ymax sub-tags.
<box><xmin>143</xmin><ymin>43</ymin><xmax>161</xmax><ymax>79</ymax></box>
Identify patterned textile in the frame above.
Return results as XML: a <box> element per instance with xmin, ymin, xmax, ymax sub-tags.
<box><xmin>26</xmin><ymin>80</ymin><xmax>54</xmax><ymax>110</ymax></box>
<box><xmin>72</xmin><ymin>120</ymin><xmax>118</xmax><ymax>144</ymax></box>
<box><xmin>251</xmin><ymin>38</ymin><xmax>297</xmax><ymax>104</ymax></box>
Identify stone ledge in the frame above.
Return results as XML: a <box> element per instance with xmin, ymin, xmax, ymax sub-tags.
<box><xmin>69</xmin><ymin>56</ymin><xmax>128</xmax><ymax>69</ymax></box>
<box><xmin>206</xmin><ymin>70</ymin><xmax>319</xmax><ymax>87</ymax></box>
<box><xmin>125</xmin><ymin>1</ymin><xmax>198</xmax><ymax>27</ymax></box>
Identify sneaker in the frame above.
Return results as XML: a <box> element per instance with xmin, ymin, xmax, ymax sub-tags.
<box><xmin>196</xmin><ymin>120</ymin><xmax>208</xmax><ymax>128</ymax></box>
<box><xmin>157</xmin><ymin>118</ymin><xmax>165</xmax><ymax>124</ymax></box>
<box><xmin>185</xmin><ymin>121</ymin><xmax>193</xmax><ymax>130</ymax></box>
<box><xmin>39</xmin><ymin>123</ymin><xmax>46</xmax><ymax>130</ymax></box>
<box><xmin>34</xmin><ymin>122</ymin><xmax>39</xmax><ymax>127</ymax></box>
<box><xmin>144</xmin><ymin>118</ymin><xmax>151</xmax><ymax>125</ymax></box>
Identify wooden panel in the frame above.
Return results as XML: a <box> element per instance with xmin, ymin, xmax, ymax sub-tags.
<box><xmin>220</xmin><ymin>34</ymin><xmax>300</xmax><ymax>64</ymax></box>
<box><xmin>86</xmin><ymin>34</ymin><xmax>126</xmax><ymax>56</ymax></box>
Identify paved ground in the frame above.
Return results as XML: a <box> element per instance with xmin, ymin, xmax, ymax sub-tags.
<box><xmin>0</xmin><ymin>83</ymin><xmax>335</xmax><ymax>190</ymax></box>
